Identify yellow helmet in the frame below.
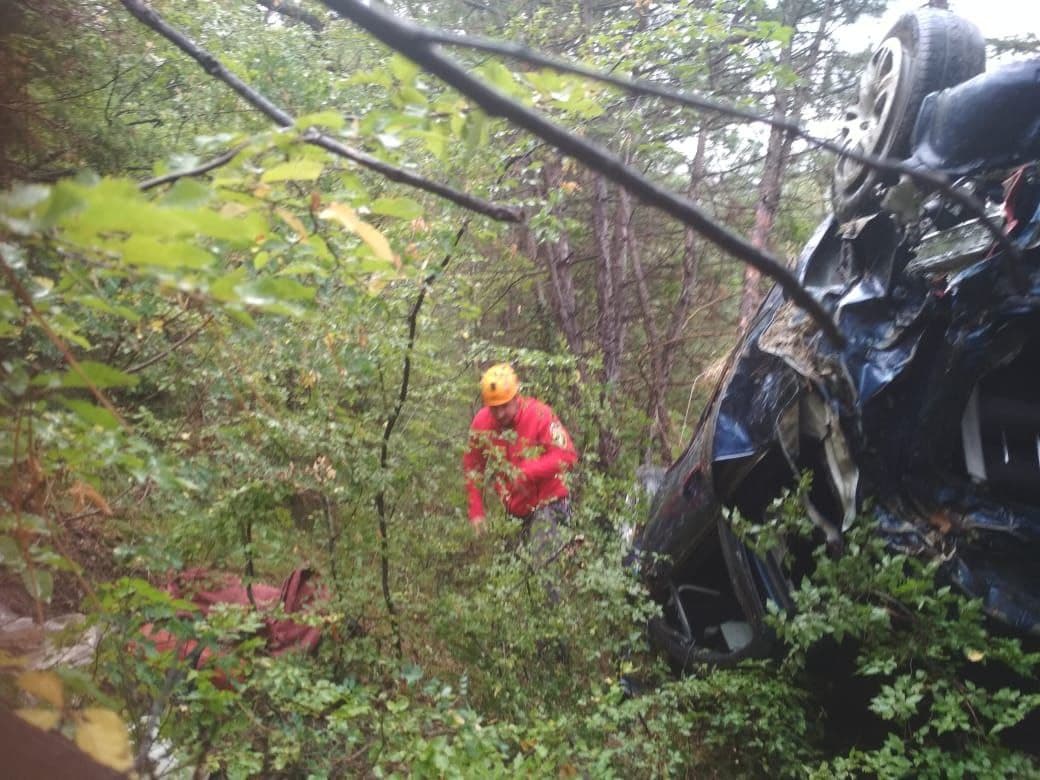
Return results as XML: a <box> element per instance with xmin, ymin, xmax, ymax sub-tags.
<box><xmin>480</xmin><ymin>363</ymin><xmax>519</xmax><ymax>406</ymax></box>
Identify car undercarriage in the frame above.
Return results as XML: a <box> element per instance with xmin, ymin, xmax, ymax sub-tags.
<box><xmin>637</xmin><ymin>8</ymin><xmax>1040</xmax><ymax>670</ymax></box>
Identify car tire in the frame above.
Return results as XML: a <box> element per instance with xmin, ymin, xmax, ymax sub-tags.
<box><xmin>831</xmin><ymin>9</ymin><xmax>985</xmax><ymax>221</ymax></box>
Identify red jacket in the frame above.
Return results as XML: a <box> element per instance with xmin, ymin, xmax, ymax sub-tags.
<box><xmin>463</xmin><ymin>396</ymin><xmax>577</xmax><ymax>520</ymax></box>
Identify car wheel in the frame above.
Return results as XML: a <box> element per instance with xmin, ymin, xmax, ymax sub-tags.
<box><xmin>831</xmin><ymin>9</ymin><xmax>985</xmax><ymax>221</ymax></box>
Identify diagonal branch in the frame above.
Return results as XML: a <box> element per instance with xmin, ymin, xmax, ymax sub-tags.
<box><xmin>139</xmin><ymin>145</ymin><xmax>246</xmax><ymax>190</ymax></box>
<box><xmin>118</xmin><ymin>0</ymin><xmax>521</xmax><ymax>223</ymax></box>
<box><xmin>126</xmin><ymin>313</ymin><xmax>214</xmax><ymax>373</ymax></box>
<box><xmin>417</xmin><ymin>24</ymin><xmax>1018</xmax><ymax>264</ymax></box>
<box><xmin>318</xmin><ymin>0</ymin><xmax>843</xmax><ymax>344</ymax></box>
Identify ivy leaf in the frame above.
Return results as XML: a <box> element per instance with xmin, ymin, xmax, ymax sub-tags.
<box><xmin>261</xmin><ymin>160</ymin><xmax>324</xmax><ymax>183</ymax></box>
<box><xmin>320</xmin><ymin>203</ymin><xmax>399</xmax><ymax>268</ymax></box>
<box><xmin>370</xmin><ymin>197</ymin><xmax>422</xmax><ymax>220</ymax></box>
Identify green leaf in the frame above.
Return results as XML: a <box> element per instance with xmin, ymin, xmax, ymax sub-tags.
<box><xmin>481</xmin><ymin>60</ymin><xmax>520</xmax><ymax>96</ymax></box>
<box><xmin>412</xmin><ymin>129</ymin><xmax>445</xmax><ymax>161</ymax></box>
<box><xmin>389</xmin><ymin>54</ymin><xmax>420</xmax><ymax>84</ymax></box>
<box><xmin>525</xmin><ymin>69</ymin><xmax>564</xmax><ymax>94</ymax></box>
<box><xmin>296</xmin><ymin>111</ymin><xmax>346</xmax><ymax>131</ymax></box>
<box><xmin>398</xmin><ymin>86</ymin><xmax>427</xmax><ymax>107</ymax></box>
<box><xmin>21</xmin><ymin>569</ymin><xmax>53</xmax><ymax>603</ymax></box>
<box><xmin>39</xmin><ymin>360</ymin><xmax>139</xmax><ymax>390</ymax></box>
<box><xmin>463</xmin><ymin>111</ymin><xmax>488</xmax><ymax>150</ymax></box>
<box><xmin>62</xmin><ymin>399</ymin><xmax>121</xmax><ymax>430</ymax></box>
<box><xmin>0</xmin><ymin>536</ymin><xmax>21</xmax><ymax>567</ymax></box>
<box><xmin>119</xmin><ymin>236</ymin><xmax>215</xmax><ymax>270</ymax></box>
<box><xmin>210</xmin><ymin>268</ymin><xmax>248</xmax><ymax>302</ymax></box>
<box><xmin>370</xmin><ymin>197</ymin><xmax>422</xmax><ymax>220</ymax></box>
<box><xmin>76</xmin><ymin>294</ymin><xmax>142</xmax><ymax>323</ymax></box>
<box><xmin>188</xmin><ymin>208</ymin><xmax>266</xmax><ymax>245</ymax></box>
<box><xmin>278</xmin><ymin>261</ymin><xmax>327</xmax><ymax>278</ymax></box>
<box><xmin>66</xmin><ymin>193</ymin><xmax>185</xmax><ymax>238</ymax></box>
<box><xmin>304</xmin><ymin>235</ymin><xmax>333</xmax><ymax>263</ymax></box>
<box><xmin>246</xmin><ymin>277</ymin><xmax>315</xmax><ymax>302</ymax></box>
<box><xmin>261</xmin><ymin>160</ymin><xmax>324</xmax><ymax>183</ymax></box>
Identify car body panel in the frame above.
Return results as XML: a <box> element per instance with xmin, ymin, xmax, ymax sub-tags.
<box><xmin>638</xmin><ymin>59</ymin><xmax>1040</xmax><ymax>665</ymax></box>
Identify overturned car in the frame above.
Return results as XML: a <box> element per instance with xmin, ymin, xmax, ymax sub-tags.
<box><xmin>637</xmin><ymin>9</ymin><xmax>1040</xmax><ymax>669</ymax></box>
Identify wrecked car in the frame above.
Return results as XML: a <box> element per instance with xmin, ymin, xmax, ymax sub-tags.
<box><xmin>637</xmin><ymin>8</ymin><xmax>1040</xmax><ymax>669</ymax></box>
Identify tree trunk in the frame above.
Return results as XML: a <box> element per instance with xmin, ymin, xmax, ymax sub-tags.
<box><xmin>524</xmin><ymin>156</ymin><xmax>583</xmax><ymax>356</ymax></box>
<box><xmin>592</xmin><ymin>171</ymin><xmax>629</xmax><ymax>469</ymax></box>
<box><xmin>738</xmin><ymin>0</ymin><xmax>835</xmax><ymax>331</ymax></box>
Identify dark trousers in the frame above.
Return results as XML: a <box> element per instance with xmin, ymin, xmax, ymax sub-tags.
<box><xmin>519</xmin><ymin>498</ymin><xmax>571</xmax><ymax>569</ymax></box>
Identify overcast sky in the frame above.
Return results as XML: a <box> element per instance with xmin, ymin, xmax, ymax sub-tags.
<box><xmin>842</xmin><ymin>1</ymin><xmax>1040</xmax><ymax>50</ymax></box>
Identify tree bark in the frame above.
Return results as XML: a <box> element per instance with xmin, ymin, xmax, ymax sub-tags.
<box><xmin>523</xmin><ymin>156</ymin><xmax>583</xmax><ymax>356</ymax></box>
<box><xmin>592</xmin><ymin>172</ymin><xmax>630</xmax><ymax>468</ymax></box>
<box><xmin>739</xmin><ymin>0</ymin><xmax>835</xmax><ymax>331</ymax></box>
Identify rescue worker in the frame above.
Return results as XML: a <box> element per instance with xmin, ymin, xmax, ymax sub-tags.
<box><xmin>462</xmin><ymin>363</ymin><xmax>577</xmax><ymax>562</ymax></box>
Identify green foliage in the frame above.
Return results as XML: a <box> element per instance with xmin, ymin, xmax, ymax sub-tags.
<box><xmin>2</xmin><ymin>1</ymin><xmax>1037</xmax><ymax>777</ymax></box>
<box><xmin>731</xmin><ymin>488</ymin><xmax>1040</xmax><ymax>778</ymax></box>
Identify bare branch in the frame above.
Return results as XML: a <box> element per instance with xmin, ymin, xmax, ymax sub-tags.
<box><xmin>139</xmin><ymin>145</ymin><xmax>246</xmax><ymax>190</ymax></box>
<box><xmin>126</xmin><ymin>314</ymin><xmax>214</xmax><ymax>373</ymax></box>
<box><xmin>318</xmin><ymin>0</ymin><xmax>843</xmax><ymax>344</ymax></box>
<box><xmin>118</xmin><ymin>0</ymin><xmax>521</xmax><ymax>222</ymax></box>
